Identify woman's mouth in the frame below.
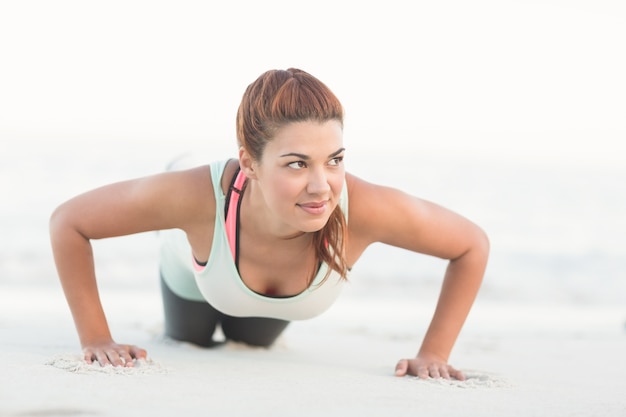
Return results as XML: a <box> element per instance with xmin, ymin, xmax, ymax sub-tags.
<box><xmin>297</xmin><ymin>201</ymin><xmax>328</xmax><ymax>215</ymax></box>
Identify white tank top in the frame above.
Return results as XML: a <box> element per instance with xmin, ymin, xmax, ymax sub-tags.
<box><xmin>159</xmin><ymin>159</ymin><xmax>349</xmax><ymax>320</ymax></box>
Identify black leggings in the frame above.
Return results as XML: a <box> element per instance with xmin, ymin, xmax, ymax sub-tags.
<box><xmin>160</xmin><ymin>274</ymin><xmax>290</xmax><ymax>347</ymax></box>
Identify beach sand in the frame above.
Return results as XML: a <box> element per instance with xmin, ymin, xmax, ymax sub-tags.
<box><xmin>1</xmin><ymin>283</ymin><xmax>624</xmax><ymax>417</ymax></box>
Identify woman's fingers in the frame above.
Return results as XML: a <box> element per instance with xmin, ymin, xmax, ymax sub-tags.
<box><xmin>395</xmin><ymin>357</ymin><xmax>465</xmax><ymax>380</ymax></box>
<box><xmin>128</xmin><ymin>345</ymin><xmax>148</xmax><ymax>361</ymax></box>
<box><xmin>394</xmin><ymin>359</ymin><xmax>409</xmax><ymax>376</ymax></box>
<box><xmin>83</xmin><ymin>343</ymin><xmax>148</xmax><ymax>367</ymax></box>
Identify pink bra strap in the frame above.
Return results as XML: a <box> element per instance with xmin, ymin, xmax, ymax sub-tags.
<box><xmin>225</xmin><ymin>169</ymin><xmax>247</xmax><ymax>260</ymax></box>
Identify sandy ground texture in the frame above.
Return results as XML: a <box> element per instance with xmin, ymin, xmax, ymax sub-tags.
<box><xmin>1</xmin><ymin>285</ymin><xmax>625</xmax><ymax>417</ymax></box>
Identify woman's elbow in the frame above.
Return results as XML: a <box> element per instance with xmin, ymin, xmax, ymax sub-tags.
<box><xmin>49</xmin><ymin>201</ymin><xmax>80</xmax><ymax>243</ymax></box>
<box><xmin>475</xmin><ymin>225</ymin><xmax>490</xmax><ymax>256</ymax></box>
<box><xmin>469</xmin><ymin>225</ymin><xmax>490</xmax><ymax>269</ymax></box>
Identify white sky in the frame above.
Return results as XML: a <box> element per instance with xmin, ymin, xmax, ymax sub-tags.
<box><xmin>1</xmin><ymin>0</ymin><xmax>624</xmax><ymax>164</ymax></box>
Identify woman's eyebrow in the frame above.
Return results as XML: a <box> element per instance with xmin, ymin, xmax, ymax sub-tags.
<box><xmin>280</xmin><ymin>148</ymin><xmax>346</xmax><ymax>159</ymax></box>
<box><xmin>329</xmin><ymin>148</ymin><xmax>346</xmax><ymax>158</ymax></box>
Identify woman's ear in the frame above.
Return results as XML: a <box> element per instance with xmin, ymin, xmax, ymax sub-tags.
<box><xmin>238</xmin><ymin>147</ymin><xmax>258</xmax><ymax>179</ymax></box>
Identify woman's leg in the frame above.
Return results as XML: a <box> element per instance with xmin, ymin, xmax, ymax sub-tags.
<box><xmin>220</xmin><ymin>315</ymin><xmax>290</xmax><ymax>347</ymax></box>
<box><xmin>160</xmin><ymin>274</ymin><xmax>222</xmax><ymax>347</ymax></box>
<box><xmin>160</xmin><ymin>271</ymin><xmax>289</xmax><ymax>348</ymax></box>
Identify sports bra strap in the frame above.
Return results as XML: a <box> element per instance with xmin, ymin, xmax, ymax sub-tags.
<box><xmin>225</xmin><ymin>167</ymin><xmax>247</xmax><ymax>260</ymax></box>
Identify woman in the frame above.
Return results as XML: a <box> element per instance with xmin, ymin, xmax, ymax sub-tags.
<box><xmin>49</xmin><ymin>68</ymin><xmax>489</xmax><ymax>380</ymax></box>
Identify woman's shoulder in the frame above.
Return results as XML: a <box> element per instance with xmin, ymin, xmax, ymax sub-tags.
<box><xmin>151</xmin><ymin>164</ymin><xmax>217</xmax><ymax>223</ymax></box>
<box><xmin>344</xmin><ymin>171</ymin><xmax>420</xmax><ymax>239</ymax></box>
<box><xmin>162</xmin><ymin>157</ymin><xmax>236</xmax><ymax>196</ymax></box>
<box><xmin>165</xmin><ymin>158</ymin><xmax>241</xmax><ymax>221</ymax></box>
<box><xmin>345</xmin><ymin>171</ymin><xmax>389</xmax><ymax>201</ymax></box>
<box><xmin>345</xmin><ymin>171</ymin><xmax>414</xmax><ymax>201</ymax></box>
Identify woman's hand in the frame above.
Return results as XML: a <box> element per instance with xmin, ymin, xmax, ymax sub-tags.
<box><xmin>394</xmin><ymin>355</ymin><xmax>465</xmax><ymax>380</ymax></box>
<box><xmin>83</xmin><ymin>342</ymin><xmax>147</xmax><ymax>367</ymax></box>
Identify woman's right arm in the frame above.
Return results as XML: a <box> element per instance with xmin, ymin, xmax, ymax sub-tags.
<box><xmin>49</xmin><ymin>166</ymin><xmax>214</xmax><ymax>366</ymax></box>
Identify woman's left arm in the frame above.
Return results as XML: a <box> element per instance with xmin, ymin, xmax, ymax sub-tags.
<box><xmin>346</xmin><ymin>174</ymin><xmax>490</xmax><ymax>380</ymax></box>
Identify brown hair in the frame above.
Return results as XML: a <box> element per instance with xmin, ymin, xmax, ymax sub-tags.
<box><xmin>236</xmin><ymin>68</ymin><xmax>348</xmax><ymax>283</ymax></box>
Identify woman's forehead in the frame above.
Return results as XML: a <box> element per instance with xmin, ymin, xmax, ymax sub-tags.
<box><xmin>268</xmin><ymin>120</ymin><xmax>343</xmax><ymax>153</ymax></box>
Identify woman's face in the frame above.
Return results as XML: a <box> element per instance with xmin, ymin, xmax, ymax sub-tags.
<box><xmin>244</xmin><ymin>120</ymin><xmax>345</xmax><ymax>237</ymax></box>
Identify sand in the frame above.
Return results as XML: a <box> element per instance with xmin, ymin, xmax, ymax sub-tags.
<box><xmin>1</xmin><ymin>283</ymin><xmax>624</xmax><ymax>417</ymax></box>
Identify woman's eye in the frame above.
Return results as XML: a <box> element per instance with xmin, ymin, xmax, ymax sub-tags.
<box><xmin>288</xmin><ymin>161</ymin><xmax>306</xmax><ymax>169</ymax></box>
<box><xmin>329</xmin><ymin>156</ymin><xmax>344</xmax><ymax>166</ymax></box>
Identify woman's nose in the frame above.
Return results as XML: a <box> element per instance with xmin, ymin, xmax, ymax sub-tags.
<box><xmin>307</xmin><ymin>168</ymin><xmax>331</xmax><ymax>194</ymax></box>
